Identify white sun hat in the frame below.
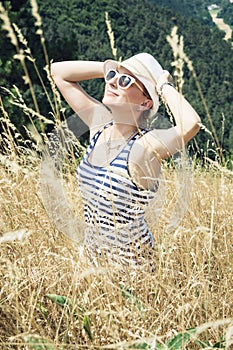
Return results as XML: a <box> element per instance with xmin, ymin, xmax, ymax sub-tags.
<box><xmin>103</xmin><ymin>52</ymin><xmax>163</xmax><ymax>114</ymax></box>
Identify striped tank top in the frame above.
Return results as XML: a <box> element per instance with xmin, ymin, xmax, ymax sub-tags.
<box><xmin>76</xmin><ymin>122</ymin><xmax>158</xmax><ymax>263</ymax></box>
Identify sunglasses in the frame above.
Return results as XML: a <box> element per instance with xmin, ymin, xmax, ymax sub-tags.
<box><xmin>105</xmin><ymin>69</ymin><xmax>150</xmax><ymax>97</ymax></box>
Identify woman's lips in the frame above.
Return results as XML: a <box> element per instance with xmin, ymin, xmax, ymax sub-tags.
<box><xmin>106</xmin><ymin>89</ymin><xmax>119</xmax><ymax>96</ymax></box>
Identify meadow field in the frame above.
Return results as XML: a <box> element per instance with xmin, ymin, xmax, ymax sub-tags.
<box><xmin>0</xmin><ymin>120</ymin><xmax>233</xmax><ymax>349</ymax></box>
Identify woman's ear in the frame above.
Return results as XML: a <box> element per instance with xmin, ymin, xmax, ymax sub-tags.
<box><xmin>140</xmin><ymin>98</ymin><xmax>153</xmax><ymax>111</ymax></box>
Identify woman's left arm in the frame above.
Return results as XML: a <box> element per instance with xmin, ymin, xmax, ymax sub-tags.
<box><xmin>132</xmin><ymin>70</ymin><xmax>201</xmax><ymax>166</ymax></box>
<box><xmin>157</xmin><ymin>70</ymin><xmax>201</xmax><ymax>145</ymax></box>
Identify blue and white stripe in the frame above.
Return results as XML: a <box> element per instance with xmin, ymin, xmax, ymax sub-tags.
<box><xmin>76</xmin><ymin>122</ymin><xmax>157</xmax><ymax>262</ymax></box>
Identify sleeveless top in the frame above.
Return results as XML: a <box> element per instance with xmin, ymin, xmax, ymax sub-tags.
<box><xmin>76</xmin><ymin>122</ymin><xmax>158</xmax><ymax>264</ymax></box>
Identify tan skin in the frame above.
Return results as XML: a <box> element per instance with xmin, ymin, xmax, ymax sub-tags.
<box><xmin>51</xmin><ymin>61</ymin><xmax>201</xmax><ymax>189</ymax></box>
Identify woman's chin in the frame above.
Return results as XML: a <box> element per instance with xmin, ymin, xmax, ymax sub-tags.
<box><xmin>102</xmin><ymin>98</ymin><xmax>120</xmax><ymax>112</ymax></box>
<box><xmin>103</xmin><ymin>97</ymin><xmax>132</xmax><ymax>109</ymax></box>
<box><xmin>102</xmin><ymin>96</ymin><xmax>116</xmax><ymax>106</ymax></box>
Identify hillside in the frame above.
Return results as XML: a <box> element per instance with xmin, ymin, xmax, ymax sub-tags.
<box><xmin>217</xmin><ymin>0</ymin><xmax>233</xmax><ymax>27</ymax></box>
<box><xmin>151</xmin><ymin>0</ymin><xmax>214</xmax><ymax>25</ymax></box>
<box><xmin>153</xmin><ymin>0</ymin><xmax>233</xmax><ymax>29</ymax></box>
<box><xmin>0</xmin><ymin>0</ymin><xmax>233</xmax><ymax>157</ymax></box>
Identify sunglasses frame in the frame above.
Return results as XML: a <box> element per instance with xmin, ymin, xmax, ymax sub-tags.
<box><xmin>105</xmin><ymin>69</ymin><xmax>150</xmax><ymax>98</ymax></box>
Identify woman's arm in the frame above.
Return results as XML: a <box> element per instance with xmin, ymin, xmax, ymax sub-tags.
<box><xmin>129</xmin><ymin>71</ymin><xmax>201</xmax><ymax>187</ymax></box>
<box><xmin>157</xmin><ymin>70</ymin><xmax>201</xmax><ymax>146</ymax></box>
<box><xmin>137</xmin><ymin>70</ymin><xmax>201</xmax><ymax>160</ymax></box>
<box><xmin>50</xmin><ymin>60</ymin><xmax>111</xmax><ymax>129</ymax></box>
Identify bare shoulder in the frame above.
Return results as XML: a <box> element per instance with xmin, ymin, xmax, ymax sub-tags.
<box><xmin>131</xmin><ymin>127</ymin><xmax>183</xmax><ymax>161</ymax></box>
<box><xmin>128</xmin><ymin>130</ymin><xmax>162</xmax><ymax>189</ymax></box>
<box><xmin>128</xmin><ymin>127</ymin><xmax>183</xmax><ymax>189</ymax></box>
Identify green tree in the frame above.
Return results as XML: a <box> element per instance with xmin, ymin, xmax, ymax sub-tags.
<box><xmin>0</xmin><ymin>0</ymin><xmax>232</xmax><ymax>157</ymax></box>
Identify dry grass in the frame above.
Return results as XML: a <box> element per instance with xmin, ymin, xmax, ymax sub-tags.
<box><xmin>0</xmin><ymin>147</ymin><xmax>232</xmax><ymax>349</ymax></box>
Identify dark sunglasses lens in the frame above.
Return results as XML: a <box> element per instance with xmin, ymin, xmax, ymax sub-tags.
<box><xmin>106</xmin><ymin>70</ymin><xmax>116</xmax><ymax>81</ymax></box>
<box><xmin>119</xmin><ymin>75</ymin><xmax>131</xmax><ymax>88</ymax></box>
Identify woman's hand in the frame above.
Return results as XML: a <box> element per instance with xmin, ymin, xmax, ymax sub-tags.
<box><xmin>156</xmin><ymin>70</ymin><xmax>174</xmax><ymax>97</ymax></box>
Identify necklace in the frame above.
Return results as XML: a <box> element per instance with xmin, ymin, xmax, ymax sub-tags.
<box><xmin>106</xmin><ymin>128</ymin><xmax>137</xmax><ymax>153</ymax></box>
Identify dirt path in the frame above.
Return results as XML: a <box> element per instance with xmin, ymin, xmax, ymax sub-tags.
<box><xmin>209</xmin><ymin>11</ymin><xmax>232</xmax><ymax>41</ymax></box>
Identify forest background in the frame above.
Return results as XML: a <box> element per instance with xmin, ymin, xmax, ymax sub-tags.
<box><xmin>0</xmin><ymin>0</ymin><xmax>233</xmax><ymax>161</ymax></box>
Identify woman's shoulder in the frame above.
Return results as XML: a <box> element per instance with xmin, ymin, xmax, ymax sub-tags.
<box><xmin>132</xmin><ymin>126</ymin><xmax>182</xmax><ymax>161</ymax></box>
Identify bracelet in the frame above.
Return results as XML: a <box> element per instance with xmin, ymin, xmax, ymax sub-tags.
<box><xmin>157</xmin><ymin>81</ymin><xmax>174</xmax><ymax>96</ymax></box>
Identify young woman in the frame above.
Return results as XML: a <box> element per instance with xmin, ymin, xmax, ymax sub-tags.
<box><xmin>51</xmin><ymin>53</ymin><xmax>201</xmax><ymax>265</ymax></box>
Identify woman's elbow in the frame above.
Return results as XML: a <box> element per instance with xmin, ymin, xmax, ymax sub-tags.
<box><xmin>50</xmin><ymin>62</ymin><xmax>67</xmax><ymax>88</ymax></box>
<box><xmin>193</xmin><ymin>121</ymin><xmax>201</xmax><ymax>137</ymax></box>
<box><xmin>194</xmin><ymin>114</ymin><xmax>201</xmax><ymax>135</ymax></box>
<box><xmin>184</xmin><ymin>120</ymin><xmax>201</xmax><ymax>143</ymax></box>
<box><xmin>50</xmin><ymin>62</ymin><xmax>60</xmax><ymax>79</ymax></box>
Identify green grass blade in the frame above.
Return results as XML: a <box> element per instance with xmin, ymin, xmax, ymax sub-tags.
<box><xmin>130</xmin><ymin>341</ymin><xmax>165</xmax><ymax>349</ymax></box>
<box><xmin>45</xmin><ymin>294</ymin><xmax>72</xmax><ymax>308</ymax></box>
<box><xmin>130</xmin><ymin>343</ymin><xmax>151</xmax><ymax>349</ymax></box>
<box><xmin>166</xmin><ymin>328</ymin><xmax>196</xmax><ymax>349</ymax></box>
<box><xmin>24</xmin><ymin>335</ymin><xmax>55</xmax><ymax>350</ymax></box>
<box><xmin>120</xmin><ymin>283</ymin><xmax>145</xmax><ymax>316</ymax></box>
<box><xmin>45</xmin><ymin>294</ymin><xmax>93</xmax><ymax>341</ymax></box>
<box><xmin>83</xmin><ymin>314</ymin><xmax>93</xmax><ymax>341</ymax></box>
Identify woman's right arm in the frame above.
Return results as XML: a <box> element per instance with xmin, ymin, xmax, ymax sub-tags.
<box><xmin>50</xmin><ymin>60</ymin><xmax>111</xmax><ymax>128</ymax></box>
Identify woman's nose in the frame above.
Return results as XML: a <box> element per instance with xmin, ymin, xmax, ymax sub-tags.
<box><xmin>108</xmin><ymin>75</ymin><xmax>118</xmax><ymax>88</ymax></box>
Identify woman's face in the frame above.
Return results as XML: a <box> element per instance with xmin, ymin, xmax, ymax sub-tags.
<box><xmin>102</xmin><ymin>67</ymin><xmax>151</xmax><ymax>111</ymax></box>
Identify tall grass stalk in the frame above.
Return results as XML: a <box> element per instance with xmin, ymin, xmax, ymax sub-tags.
<box><xmin>205</xmin><ymin>199</ymin><xmax>215</xmax><ymax>342</ymax></box>
<box><xmin>0</xmin><ymin>3</ymin><xmax>40</xmax><ymax>115</ymax></box>
<box><xmin>167</xmin><ymin>26</ymin><xmax>223</xmax><ymax>162</ymax></box>
<box><xmin>12</xmin><ymin>22</ymin><xmax>56</xmax><ymax>119</ymax></box>
<box><xmin>105</xmin><ymin>12</ymin><xmax>118</xmax><ymax>60</ymax></box>
<box><xmin>30</xmin><ymin>0</ymin><xmax>49</xmax><ymax>67</ymax></box>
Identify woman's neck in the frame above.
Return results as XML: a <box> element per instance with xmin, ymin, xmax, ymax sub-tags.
<box><xmin>110</xmin><ymin>121</ymin><xmax>138</xmax><ymax>139</ymax></box>
<box><xmin>109</xmin><ymin>103</ymin><xmax>141</xmax><ymax>127</ymax></box>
